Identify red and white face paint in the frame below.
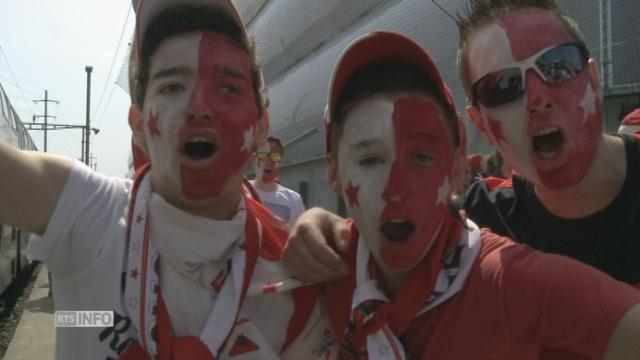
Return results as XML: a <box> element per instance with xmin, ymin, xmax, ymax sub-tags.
<box><xmin>255</xmin><ymin>141</ymin><xmax>284</xmax><ymax>184</ymax></box>
<box><xmin>337</xmin><ymin>94</ymin><xmax>455</xmax><ymax>272</ymax></box>
<box><xmin>143</xmin><ymin>32</ymin><xmax>259</xmax><ymax>200</ymax></box>
<box><xmin>468</xmin><ymin>9</ymin><xmax>602</xmax><ymax>189</ymax></box>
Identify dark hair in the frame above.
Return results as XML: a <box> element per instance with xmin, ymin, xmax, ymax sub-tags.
<box><xmin>331</xmin><ymin>62</ymin><xmax>459</xmax><ymax>158</ymax></box>
<box><xmin>267</xmin><ymin>135</ymin><xmax>284</xmax><ymax>155</ymax></box>
<box><xmin>129</xmin><ymin>4</ymin><xmax>267</xmax><ymax>115</ymax></box>
<box><xmin>456</xmin><ymin>0</ymin><xmax>585</xmax><ymax>91</ymax></box>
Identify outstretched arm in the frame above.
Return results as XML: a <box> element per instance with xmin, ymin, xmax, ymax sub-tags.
<box><xmin>284</xmin><ymin>207</ymin><xmax>351</xmax><ymax>283</ymax></box>
<box><xmin>0</xmin><ymin>140</ymin><xmax>73</xmax><ymax>235</ymax></box>
<box><xmin>604</xmin><ymin>303</ymin><xmax>640</xmax><ymax>360</ymax></box>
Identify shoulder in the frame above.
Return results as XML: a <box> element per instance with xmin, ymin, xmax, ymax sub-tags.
<box><xmin>277</xmin><ymin>185</ymin><xmax>302</xmax><ymax>199</ymax></box>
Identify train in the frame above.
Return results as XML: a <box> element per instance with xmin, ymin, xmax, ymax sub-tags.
<box><xmin>236</xmin><ymin>0</ymin><xmax>640</xmax><ymax>215</ymax></box>
<box><xmin>0</xmin><ymin>82</ymin><xmax>38</xmax><ymax>295</ymax></box>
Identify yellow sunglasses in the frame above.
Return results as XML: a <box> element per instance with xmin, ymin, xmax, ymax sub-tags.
<box><xmin>255</xmin><ymin>151</ymin><xmax>283</xmax><ymax>162</ymax></box>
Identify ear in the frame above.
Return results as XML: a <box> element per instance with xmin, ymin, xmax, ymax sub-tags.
<box><xmin>587</xmin><ymin>58</ymin><xmax>602</xmax><ymax>95</ymax></box>
<box><xmin>327</xmin><ymin>154</ymin><xmax>343</xmax><ymax>195</ymax></box>
<box><xmin>253</xmin><ymin>110</ymin><xmax>270</xmax><ymax>150</ymax></box>
<box><xmin>129</xmin><ymin>104</ymin><xmax>147</xmax><ymax>153</ymax></box>
<box><xmin>466</xmin><ymin>105</ymin><xmax>494</xmax><ymax>146</ymax></box>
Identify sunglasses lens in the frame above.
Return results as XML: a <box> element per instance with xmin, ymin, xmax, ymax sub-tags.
<box><xmin>473</xmin><ymin>67</ymin><xmax>524</xmax><ymax>107</ymax></box>
<box><xmin>270</xmin><ymin>153</ymin><xmax>282</xmax><ymax>162</ymax></box>
<box><xmin>255</xmin><ymin>152</ymin><xmax>267</xmax><ymax>161</ymax></box>
<box><xmin>536</xmin><ymin>44</ymin><xmax>587</xmax><ymax>84</ymax></box>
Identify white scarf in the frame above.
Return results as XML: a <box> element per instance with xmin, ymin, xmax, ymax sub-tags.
<box><xmin>123</xmin><ymin>173</ymin><xmax>304</xmax><ymax>358</ymax></box>
<box><xmin>351</xmin><ymin>219</ymin><xmax>482</xmax><ymax>359</ymax></box>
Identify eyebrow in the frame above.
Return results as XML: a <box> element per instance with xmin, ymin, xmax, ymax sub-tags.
<box><xmin>215</xmin><ymin>66</ymin><xmax>248</xmax><ymax>81</ymax></box>
<box><xmin>151</xmin><ymin>65</ymin><xmax>192</xmax><ymax>81</ymax></box>
<box><xmin>350</xmin><ymin>138</ymin><xmax>384</xmax><ymax>150</ymax></box>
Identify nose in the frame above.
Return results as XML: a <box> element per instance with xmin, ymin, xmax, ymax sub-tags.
<box><xmin>525</xmin><ymin>69</ymin><xmax>556</xmax><ymax>116</ymax></box>
<box><xmin>382</xmin><ymin>160</ymin><xmax>410</xmax><ymax>204</ymax></box>
<box><xmin>186</xmin><ymin>82</ymin><xmax>213</xmax><ymax>122</ymax></box>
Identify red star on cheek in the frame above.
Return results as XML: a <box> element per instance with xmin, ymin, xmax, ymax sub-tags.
<box><xmin>488</xmin><ymin>119</ymin><xmax>507</xmax><ymax>145</ymax></box>
<box><xmin>345</xmin><ymin>181</ymin><xmax>360</xmax><ymax>207</ymax></box>
<box><xmin>147</xmin><ymin>113</ymin><xmax>162</xmax><ymax>138</ymax></box>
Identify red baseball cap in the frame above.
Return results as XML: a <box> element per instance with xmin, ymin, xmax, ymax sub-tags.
<box><xmin>132</xmin><ymin>0</ymin><xmax>247</xmax><ymax>57</ymax></box>
<box><xmin>618</xmin><ymin>108</ymin><xmax>640</xmax><ymax>135</ymax></box>
<box><xmin>325</xmin><ymin>31</ymin><xmax>461</xmax><ymax>154</ymax></box>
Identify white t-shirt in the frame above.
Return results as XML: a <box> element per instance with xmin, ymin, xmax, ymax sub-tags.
<box><xmin>28</xmin><ymin>162</ymin><xmax>333</xmax><ymax>359</ymax></box>
<box><xmin>252</xmin><ymin>184</ymin><xmax>305</xmax><ymax>228</ymax></box>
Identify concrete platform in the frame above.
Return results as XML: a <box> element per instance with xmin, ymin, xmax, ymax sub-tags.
<box><xmin>4</xmin><ymin>266</ymin><xmax>55</xmax><ymax>360</ymax></box>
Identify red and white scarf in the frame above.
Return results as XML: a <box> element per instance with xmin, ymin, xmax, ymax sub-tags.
<box><xmin>340</xmin><ymin>217</ymin><xmax>481</xmax><ymax>360</ymax></box>
<box><xmin>121</xmin><ymin>166</ymin><xmax>305</xmax><ymax>359</ymax></box>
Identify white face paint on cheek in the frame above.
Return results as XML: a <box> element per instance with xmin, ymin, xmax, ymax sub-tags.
<box><xmin>470</xmin><ymin>23</ymin><xmax>541</xmax><ymax>184</ymax></box>
<box><xmin>579</xmin><ymin>83</ymin><xmax>597</xmax><ymax>125</ymax></box>
<box><xmin>337</xmin><ymin>98</ymin><xmax>395</xmax><ymax>262</ymax></box>
<box><xmin>144</xmin><ymin>34</ymin><xmax>201</xmax><ymax>192</ymax></box>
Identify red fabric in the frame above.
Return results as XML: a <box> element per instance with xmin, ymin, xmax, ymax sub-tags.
<box><xmin>333</xmin><ymin>216</ymin><xmax>463</xmax><ymax>358</ymax></box>
<box><xmin>396</xmin><ymin>230</ymin><xmax>640</xmax><ymax>360</ymax></box>
<box><xmin>467</xmin><ymin>154</ymin><xmax>483</xmax><ymax>172</ymax></box>
<box><xmin>482</xmin><ymin>176</ymin><xmax>513</xmax><ymax>191</ymax></box>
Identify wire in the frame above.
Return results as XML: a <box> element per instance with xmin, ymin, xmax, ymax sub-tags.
<box><xmin>92</xmin><ymin>3</ymin><xmax>132</xmax><ymax>126</ymax></box>
<box><xmin>0</xmin><ymin>47</ymin><xmax>37</xmax><ymax>115</ymax></box>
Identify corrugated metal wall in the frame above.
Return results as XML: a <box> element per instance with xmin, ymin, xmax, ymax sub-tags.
<box><xmin>242</xmin><ymin>0</ymin><xmax>640</xmax><ymax>212</ymax></box>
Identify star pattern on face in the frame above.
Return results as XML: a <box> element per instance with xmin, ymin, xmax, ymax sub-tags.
<box><xmin>147</xmin><ymin>113</ymin><xmax>162</xmax><ymax>138</ymax></box>
<box><xmin>580</xmin><ymin>83</ymin><xmax>597</xmax><ymax>125</ymax></box>
<box><xmin>345</xmin><ymin>181</ymin><xmax>360</xmax><ymax>207</ymax></box>
<box><xmin>436</xmin><ymin>176</ymin><xmax>451</xmax><ymax>206</ymax></box>
<box><xmin>241</xmin><ymin>126</ymin><xmax>254</xmax><ymax>153</ymax></box>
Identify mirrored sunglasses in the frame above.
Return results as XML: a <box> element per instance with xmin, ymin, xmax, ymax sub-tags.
<box><xmin>468</xmin><ymin>42</ymin><xmax>590</xmax><ymax>108</ymax></box>
<box><xmin>255</xmin><ymin>151</ymin><xmax>283</xmax><ymax>162</ymax></box>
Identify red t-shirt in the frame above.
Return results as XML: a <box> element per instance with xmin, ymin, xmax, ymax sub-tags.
<box><xmin>328</xmin><ymin>229</ymin><xmax>640</xmax><ymax>359</ymax></box>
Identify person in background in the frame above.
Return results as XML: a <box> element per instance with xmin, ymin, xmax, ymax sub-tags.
<box><xmin>618</xmin><ymin>108</ymin><xmax>640</xmax><ymax>135</ymax></box>
<box><xmin>252</xmin><ymin>136</ymin><xmax>306</xmax><ymax>228</ymax></box>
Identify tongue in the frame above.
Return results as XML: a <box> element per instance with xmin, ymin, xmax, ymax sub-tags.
<box><xmin>381</xmin><ymin>222</ymin><xmax>415</xmax><ymax>242</ymax></box>
<box><xmin>533</xmin><ymin>131</ymin><xmax>563</xmax><ymax>153</ymax></box>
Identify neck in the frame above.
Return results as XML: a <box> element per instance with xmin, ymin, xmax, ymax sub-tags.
<box><xmin>534</xmin><ymin>134</ymin><xmax>626</xmax><ymax>219</ymax></box>
<box><xmin>374</xmin><ymin>262</ymin><xmax>413</xmax><ymax>298</ymax></box>
<box><xmin>255</xmin><ymin>179</ymin><xmax>278</xmax><ymax>192</ymax></box>
<box><xmin>152</xmin><ymin>179</ymin><xmax>243</xmax><ymax>221</ymax></box>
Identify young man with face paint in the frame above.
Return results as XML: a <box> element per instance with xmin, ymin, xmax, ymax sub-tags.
<box><xmin>0</xmin><ymin>1</ymin><xmax>335</xmax><ymax>359</ymax></box>
<box><xmin>454</xmin><ymin>0</ymin><xmax>640</xmax><ymax>289</ymax></box>
<box><xmin>251</xmin><ymin>136</ymin><xmax>306</xmax><ymax>228</ymax></box>
<box><xmin>316</xmin><ymin>30</ymin><xmax>640</xmax><ymax>360</ymax></box>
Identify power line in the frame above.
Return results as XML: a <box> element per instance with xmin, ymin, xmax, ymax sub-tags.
<box><xmin>0</xmin><ymin>46</ymin><xmax>36</xmax><ymax>115</ymax></box>
<box><xmin>92</xmin><ymin>3</ymin><xmax>132</xmax><ymax>125</ymax></box>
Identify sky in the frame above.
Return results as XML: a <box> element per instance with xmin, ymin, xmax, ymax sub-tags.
<box><xmin>0</xmin><ymin>0</ymin><xmax>135</xmax><ymax>177</ymax></box>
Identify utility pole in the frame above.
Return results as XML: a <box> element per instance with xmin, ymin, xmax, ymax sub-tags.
<box><xmin>23</xmin><ymin>122</ymin><xmax>99</xmax><ymax>161</ymax></box>
<box><xmin>33</xmin><ymin>90</ymin><xmax>59</xmax><ymax>152</ymax></box>
<box><xmin>85</xmin><ymin>66</ymin><xmax>93</xmax><ymax>165</ymax></box>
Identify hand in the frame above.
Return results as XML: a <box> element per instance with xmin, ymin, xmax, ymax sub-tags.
<box><xmin>284</xmin><ymin>207</ymin><xmax>351</xmax><ymax>284</ymax></box>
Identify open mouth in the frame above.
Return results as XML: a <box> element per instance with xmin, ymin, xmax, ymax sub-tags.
<box><xmin>184</xmin><ymin>137</ymin><xmax>217</xmax><ymax>160</ymax></box>
<box><xmin>380</xmin><ymin>220</ymin><xmax>416</xmax><ymax>243</ymax></box>
<box><xmin>532</xmin><ymin>126</ymin><xmax>565</xmax><ymax>159</ymax></box>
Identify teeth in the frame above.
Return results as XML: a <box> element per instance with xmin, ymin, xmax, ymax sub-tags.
<box><xmin>388</xmin><ymin>219</ymin><xmax>408</xmax><ymax>224</ymax></box>
<box><xmin>188</xmin><ymin>137</ymin><xmax>212</xmax><ymax>143</ymax></box>
<box><xmin>539</xmin><ymin>151</ymin><xmax>557</xmax><ymax>159</ymax></box>
<box><xmin>534</xmin><ymin>126</ymin><xmax>560</xmax><ymax>137</ymax></box>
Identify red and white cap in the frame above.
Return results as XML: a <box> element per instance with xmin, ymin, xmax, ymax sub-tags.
<box><xmin>132</xmin><ymin>0</ymin><xmax>247</xmax><ymax>54</ymax></box>
<box><xmin>618</xmin><ymin>108</ymin><xmax>640</xmax><ymax>135</ymax></box>
<box><xmin>325</xmin><ymin>31</ymin><xmax>462</xmax><ymax>154</ymax></box>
